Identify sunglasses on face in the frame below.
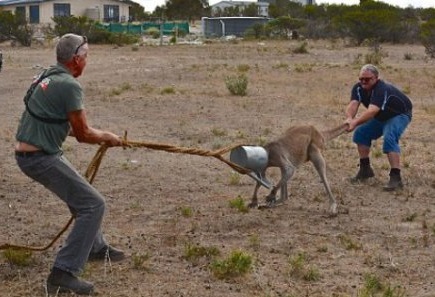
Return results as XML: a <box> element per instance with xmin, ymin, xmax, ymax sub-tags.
<box><xmin>74</xmin><ymin>36</ymin><xmax>88</xmax><ymax>55</ymax></box>
<box><xmin>359</xmin><ymin>76</ymin><xmax>375</xmax><ymax>83</ymax></box>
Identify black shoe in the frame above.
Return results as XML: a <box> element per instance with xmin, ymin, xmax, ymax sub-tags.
<box><xmin>47</xmin><ymin>267</ymin><xmax>94</xmax><ymax>296</ymax></box>
<box><xmin>350</xmin><ymin>166</ymin><xmax>375</xmax><ymax>183</ymax></box>
<box><xmin>383</xmin><ymin>176</ymin><xmax>404</xmax><ymax>191</ymax></box>
<box><xmin>88</xmin><ymin>245</ymin><xmax>126</xmax><ymax>262</ymax></box>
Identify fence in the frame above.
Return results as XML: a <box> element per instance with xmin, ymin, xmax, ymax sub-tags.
<box><xmin>98</xmin><ymin>22</ymin><xmax>190</xmax><ymax>35</ymax></box>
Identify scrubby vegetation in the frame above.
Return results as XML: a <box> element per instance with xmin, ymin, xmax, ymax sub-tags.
<box><xmin>1</xmin><ymin>0</ymin><xmax>435</xmax><ymax>55</ymax></box>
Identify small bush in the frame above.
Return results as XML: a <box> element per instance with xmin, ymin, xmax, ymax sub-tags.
<box><xmin>3</xmin><ymin>249</ymin><xmax>33</xmax><ymax>266</ymax></box>
<box><xmin>288</xmin><ymin>252</ymin><xmax>321</xmax><ymax>282</ymax></box>
<box><xmin>210</xmin><ymin>250</ymin><xmax>253</xmax><ymax>279</ymax></box>
<box><xmin>228</xmin><ymin>172</ymin><xmax>241</xmax><ymax>186</ymax></box>
<box><xmin>292</xmin><ymin>41</ymin><xmax>308</xmax><ymax>54</ymax></box>
<box><xmin>288</xmin><ymin>252</ymin><xmax>308</xmax><ymax>277</ymax></box>
<box><xmin>403</xmin><ymin>52</ymin><xmax>413</xmax><ymax>60</ymax></box>
<box><xmin>183</xmin><ymin>243</ymin><xmax>220</xmax><ymax>263</ymax></box>
<box><xmin>365</xmin><ymin>52</ymin><xmax>383</xmax><ymax>65</ymax></box>
<box><xmin>237</xmin><ymin>64</ymin><xmax>250</xmax><ymax>72</ymax></box>
<box><xmin>248</xmin><ymin>234</ymin><xmax>261</xmax><ymax>251</ymax></box>
<box><xmin>229</xmin><ymin>196</ymin><xmax>249</xmax><ymax>213</ymax></box>
<box><xmin>358</xmin><ymin>273</ymin><xmax>407</xmax><ymax>297</ymax></box>
<box><xmin>109</xmin><ymin>32</ymin><xmax>140</xmax><ymax>46</ymax></box>
<box><xmin>225</xmin><ymin>73</ymin><xmax>248</xmax><ymax>96</ymax></box>
<box><xmin>364</xmin><ymin>42</ymin><xmax>386</xmax><ymax>65</ymax></box>
<box><xmin>211</xmin><ymin>127</ymin><xmax>227</xmax><ymax>137</ymax></box>
<box><xmin>131</xmin><ymin>252</ymin><xmax>150</xmax><ymax>270</ymax></box>
<box><xmin>145</xmin><ymin>27</ymin><xmax>160</xmax><ymax>39</ymax></box>
<box><xmin>160</xmin><ymin>86</ymin><xmax>176</xmax><ymax>95</ymax></box>
<box><xmin>0</xmin><ymin>10</ymin><xmax>32</xmax><ymax>46</ymax></box>
<box><xmin>339</xmin><ymin>234</ymin><xmax>362</xmax><ymax>250</ymax></box>
<box><xmin>180</xmin><ymin>206</ymin><xmax>193</xmax><ymax>218</ymax></box>
<box><xmin>303</xmin><ymin>266</ymin><xmax>321</xmax><ymax>281</ymax></box>
<box><xmin>50</xmin><ymin>16</ymin><xmax>139</xmax><ymax>45</ymax></box>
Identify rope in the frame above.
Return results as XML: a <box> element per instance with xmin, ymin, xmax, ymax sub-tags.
<box><xmin>85</xmin><ymin>139</ymin><xmax>250</xmax><ymax>182</ymax></box>
<box><xmin>1</xmin><ymin>137</ymin><xmax>250</xmax><ymax>252</ymax></box>
<box><xmin>0</xmin><ymin>216</ymin><xmax>74</xmax><ymax>252</ymax></box>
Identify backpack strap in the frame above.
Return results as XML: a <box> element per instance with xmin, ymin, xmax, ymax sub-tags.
<box><xmin>23</xmin><ymin>69</ymin><xmax>69</xmax><ymax>124</ymax></box>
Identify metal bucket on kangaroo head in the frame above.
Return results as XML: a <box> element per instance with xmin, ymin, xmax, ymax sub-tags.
<box><xmin>230</xmin><ymin>146</ymin><xmax>271</xmax><ymax>189</ymax></box>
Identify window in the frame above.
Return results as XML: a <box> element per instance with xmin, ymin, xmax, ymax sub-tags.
<box><xmin>54</xmin><ymin>3</ymin><xmax>71</xmax><ymax>17</ymax></box>
<box><xmin>103</xmin><ymin>5</ymin><xmax>119</xmax><ymax>22</ymax></box>
<box><xmin>29</xmin><ymin>5</ymin><xmax>40</xmax><ymax>24</ymax></box>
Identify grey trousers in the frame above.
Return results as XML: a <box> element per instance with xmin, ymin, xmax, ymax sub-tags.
<box><xmin>16</xmin><ymin>152</ymin><xmax>108</xmax><ymax>276</ymax></box>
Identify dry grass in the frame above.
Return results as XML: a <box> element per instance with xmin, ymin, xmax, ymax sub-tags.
<box><xmin>0</xmin><ymin>39</ymin><xmax>434</xmax><ymax>297</ymax></box>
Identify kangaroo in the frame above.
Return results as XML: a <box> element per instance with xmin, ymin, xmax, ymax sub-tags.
<box><xmin>250</xmin><ymin>123</ymin><xmax>348</xmax><ymax>216</ymax></box>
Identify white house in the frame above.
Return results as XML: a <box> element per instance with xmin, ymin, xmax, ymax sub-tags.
<box><xmin>211</xmin><ymin>1</ymin><xmax>270</xmax><ymax>17</ymax></box>
<box><xmin>0</xmin><ymin>0</ymin><xmax>135</xmax><ymax>25</ymax></box>
<box><xmin>261</xmin><ymin>0</ymin><xmax>316</xmax><ymax>5</ymax></box>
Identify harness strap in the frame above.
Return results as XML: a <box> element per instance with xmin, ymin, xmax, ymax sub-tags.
<box><xmin>23</xmin><ymin>69</ymin><xmax>68</xmax><ymax>124</ymax></box>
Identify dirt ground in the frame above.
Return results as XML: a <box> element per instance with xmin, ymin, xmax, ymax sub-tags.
<box><xmin>0</xmin><ymin>38</ymin><xmax>434</xmax><ymax>297</ymax></box>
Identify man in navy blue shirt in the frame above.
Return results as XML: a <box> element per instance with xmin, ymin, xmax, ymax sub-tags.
<box><xmin>345</xmin><ymin>64</ymin><xmax>412</xmax><ymax>191</ymax></box>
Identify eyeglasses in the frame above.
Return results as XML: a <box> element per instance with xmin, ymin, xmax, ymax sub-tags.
<box><xmin>74</xmin><ymin>36</ymin><xmax>88</xmax><ymax>55</ymax></box>
<box><xmin>359</xmin><ymin>76</ymin><xmax>375</xmax><ymax>83</ymax></box>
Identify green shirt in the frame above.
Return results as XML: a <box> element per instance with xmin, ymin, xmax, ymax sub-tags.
<box><xmin>16</xmin><ymin>63</ymin><xmax>84</xmax><ymax>154</ymax></box>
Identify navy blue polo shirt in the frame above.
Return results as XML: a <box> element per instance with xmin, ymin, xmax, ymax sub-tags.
<box><xmin>351</xmin><ymin>80</ymin><xmax>412</xmax><ymax>122</ymax></box>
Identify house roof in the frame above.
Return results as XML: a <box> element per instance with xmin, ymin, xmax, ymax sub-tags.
<box><xmin>0</xmin><ymin>0</ymin><xmax>136</xmax><ymax>7</ymax></box>
<box><xmin>0</xmin><ymin>0</ymin><xmax>43</xmax><ymax>5</ymax></box>
<box><xmin>212</xmin><ymin>1</ymin><xmax>256</xmax><ymax>6</ymax></box>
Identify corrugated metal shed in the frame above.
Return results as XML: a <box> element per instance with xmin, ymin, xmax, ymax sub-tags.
<box><xmin>202</xmin><ymin>17</ymin><xmax>270</xmax><ymax>38</ymax></box>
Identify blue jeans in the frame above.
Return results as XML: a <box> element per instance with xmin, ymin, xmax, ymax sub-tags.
<box><xmin>16</xmin><ymin>153</ymin><xmax>108</xmax><ymax>276</ymax></box>
<box><xmin>353</xmin><ymin>114</ymin><xmax>411</xmax><ymax>153</ymax></box>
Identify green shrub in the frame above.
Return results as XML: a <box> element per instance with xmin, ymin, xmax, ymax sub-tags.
<box><xmin>292</xmin><ymin>41</ymin><xmax>309</xmax><ymax>54</ymax></box>
<box><xmin>183</xmin><ymin>243</ymin><xmax>220</xmax><ymax>263</ymax></box>
<box><xmin>358</xmin><ymin>273</ymin><xmax>407</xmax><ymax>297</ymax></box>
<box><xmin>225</xmin><ymin>73</ymin><xmax>248</xmax><ymax>96</ymax></box>
<box><xmin>108</xmin><ymin>32</ymin><xmax>140</xmax><ymax>46</ymax></box>
<box><xmin>180</xmin><ymin>206</ymin><xmax>193</xmax><ymax>217</ymax></box>
<box><xmin>160</xmin><ymin>86</ymin><xmax>176</xmax><ymax>94</ymax></box>
<box><xmin>288</xmin><ymin>252</ymin><xmax>308</xmax><ymax>277</ymax></box>
<box><xmin>131</xmin><ymin>252</ymin><xmax>150</xmax><ymax>270</ymax></box>
<box><xmin>288</xmin><ymin>251</ymin><xmax>321</xmax><ymax>281</ymax></box>
<box><xmin>229</xmin><ymin>196</ymin><xmax>248</xmax><ymax>213</ymax></box>
<box><xmin>145</xmin><ymin>27</ymin><xmax>160</xmax><ymax>39</ymax></box>
<box><xmin>51</xmin><ymin>16</ymin><xmax>139</xmax><ymax>45</ymax></box>
<box><xmin>210</xmin><ymin>250</ymin><xmax>252</xmax><ymax>279</ymax></box>
<box><xmin>2</xmin><ymin>249</ymin><xmax>33</xmax><ymax>266</ymax></box>
<box><xmin>0</xmin><ymin>10</ymin><xmax>32</xmax><ymax>46</ymax></box>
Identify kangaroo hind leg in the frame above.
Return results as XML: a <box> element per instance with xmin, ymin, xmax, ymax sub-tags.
<box><xmin>309</xmin><ymin>145</ymin><xmax>337</xmax><ymax>216</ymax></box>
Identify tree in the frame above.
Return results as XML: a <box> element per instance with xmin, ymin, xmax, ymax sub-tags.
<box><xmin>420</xmin><ymin>19</ymin><xmax>435</xmax><ymax>58</ymax></box>
<box><xmin>129</xmin><ymin>2</ymin><xmax>149</xmax><ymax>21</ymax></box>
<box><xmin>243</xmin><ymin>3</ymin><xmax>258</xmax><ymax>17</ymax></box>
<box><xmin>420</xmin><ymin>7</ymin><xmax>435</xmax><ymax>21</ymax></box>
<box><xmin>266</xmin><ymin>16</ymin><xmax>305</xmax><ymax>38</ymax></box>
<box><xmin>332</xmin><ymin>2</ymin><xmax>406</xmax><ymax>45</ymax></box>
<box><xmin>165</xmin><ymin>0</ymin><xmax>209</xmax><ymax>22</ymax></box>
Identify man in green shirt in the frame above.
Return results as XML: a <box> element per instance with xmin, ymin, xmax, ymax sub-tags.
<box><xmin>15</xmin><ymin>33</ymin><xmax>125</xmax><ymax>295</ymax></box>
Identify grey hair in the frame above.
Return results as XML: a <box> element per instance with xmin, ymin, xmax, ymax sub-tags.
<box><xmin>56</xmin><ymin>33</ymin><xmax>87</xmax><ymax>63</ymax></box>
<box><xmin>360</xmin><ymin>64</ymin><xmax>379</xmax><ymax>77</ymax></box>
